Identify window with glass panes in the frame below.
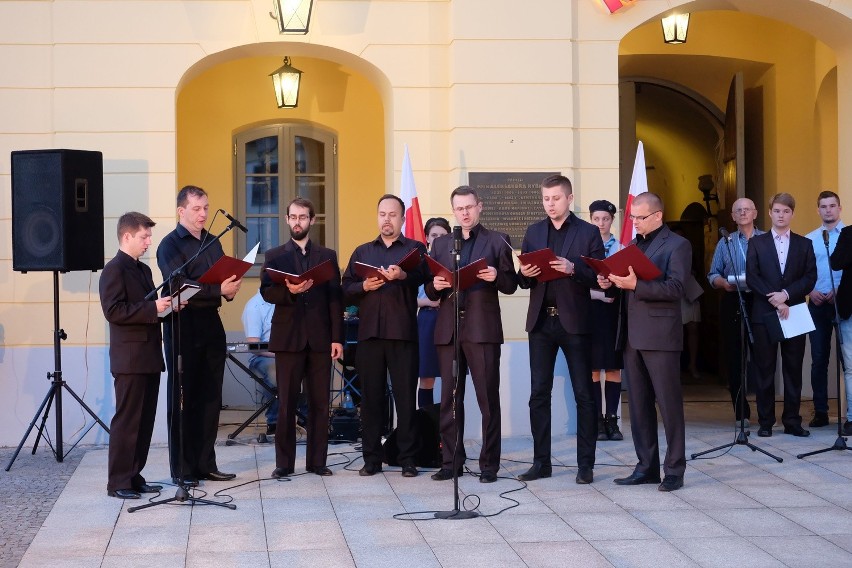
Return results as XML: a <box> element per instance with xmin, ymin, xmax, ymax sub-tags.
<box><xmin>234</xmin><ymin>124</ymin><xmax>336</xmax><ymax>273</ymax></box>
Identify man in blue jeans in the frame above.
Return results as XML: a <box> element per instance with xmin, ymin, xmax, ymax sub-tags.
<box><xmin>242</xmin><ymin>289</ymin><xmax>278</xmax><ymax>435</ymax></box>
<box><xmin>805</xmin><ymin>191</ymin><xmax>844</xmax><ymax>428</ymax></box>
<box><xmin>829</xmin><ymin>222</ymin><xmax>852</xmax><ymax>436</ymax></box>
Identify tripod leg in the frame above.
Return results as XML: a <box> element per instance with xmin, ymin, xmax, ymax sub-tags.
<box><xmin>32</xmin><ymin>385</ymin><xmax>59</xmax><ymax>456</ymax></box>
<box><xmin>5</xmin><ymin>384</ymin><xmax>57</xmax><ymax>471</ymax></box>
<box><xmin>61</xmin><ymin>384</ymin><xmax>110</xmax><ymax>434</ymax></box>
<box><xmin>228</xmin><ymin>400</ymin><xmax>271</xmax><ymax>440</ymax></box>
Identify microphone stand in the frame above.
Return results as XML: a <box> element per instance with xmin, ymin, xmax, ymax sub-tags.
<box><xmin>129</xmin><ymin>220</ymin><xmax>240</xmax><ymax>513</ymax></box>
<box><xmin>692</xmin><ymin>230</ymin><xmax>782</xmax><ymax>462</ymax></box>
<box><xmin>435</xmin><ymin>232</ymin><xmax>478</xmax><ymax>520</ymax></box>
<box><xmin>797</xmin><ymin>232</ymin><xmax>852</xmax><ymax>459</ymax></box>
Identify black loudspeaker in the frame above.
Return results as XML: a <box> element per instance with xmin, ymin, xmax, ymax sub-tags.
<box><xmin>11</xmin><ymin>149</ymin><xmax>104</xmax><ymax>272</ymax></box>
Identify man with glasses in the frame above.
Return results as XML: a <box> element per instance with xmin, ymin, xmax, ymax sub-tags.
<box><xmin>746</xmin><ymin>193</ymin><xmax>816</xmax><ymax>438</ymax></box>
<box><xmin>599</xmin><ymin>192</ymin><xmax>691</xmax><ymax>491</ymax></box>
<box><xmin>805</xmin><ymin>191</ymin><xmax>844</xmax><ymax>428</ymax></box>
<box><xmin>707</xmin><ymin>198</ymin><xmax>764</xmax><ymax>425</ymax></box>
<box><xmin>427</xmin><ymin>186</ymin><xmax>518</xmax><ymax>483</ymax></box>
<box><xmin>261</xmin><ymin>197</ymin><xmax>343</xmax><ymax>478</ymax></box>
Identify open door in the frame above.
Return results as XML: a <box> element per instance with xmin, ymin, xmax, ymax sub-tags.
<box><xmin>720</xmin><ymin>72</ymin><xmax>745</xmax><ymax>230</ymax></box>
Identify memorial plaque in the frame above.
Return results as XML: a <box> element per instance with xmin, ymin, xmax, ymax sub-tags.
<box><xmin>468</xmin><ymin>172</ymin><xmax>558</xmax><ymax>247</ymax></box>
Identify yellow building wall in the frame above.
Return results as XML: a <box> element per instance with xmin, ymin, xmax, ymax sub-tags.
<box><xmin>176</xmin><ymin>56</ymin><xmax>385</xmax><ymax>329</ymax></box>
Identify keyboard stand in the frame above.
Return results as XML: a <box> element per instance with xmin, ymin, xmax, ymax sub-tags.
<box><xmin>224</xmin><ymin>353</ymin><xmax>306</xmax><ymax>444</ymax></box>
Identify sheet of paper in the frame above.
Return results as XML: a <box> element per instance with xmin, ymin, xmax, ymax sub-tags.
<box><xmin>243</xmin><ymin>242</ymin><xmax>260</xmax><ymax>264</ymax></box>
<box><xmin>778</xmin><ymin>302</ymin><xmax>816</xmax><ymax>339</ymax></box>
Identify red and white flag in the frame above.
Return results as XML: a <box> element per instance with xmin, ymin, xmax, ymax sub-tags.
<box><xmin>400</xmin><ymin>144</ymin><xmax>426</xmax><ymax>243</ymax></box>
<box><xmin>620</xmin><ymin>140</ymin><xmax>649</xmax><ymax>247</ymax></box>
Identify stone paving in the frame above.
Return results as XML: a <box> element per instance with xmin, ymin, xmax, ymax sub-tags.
<box><xmin>0</xmin><ymin>447</ymin><xmax>83</xmax><ymax>568</ymax></box>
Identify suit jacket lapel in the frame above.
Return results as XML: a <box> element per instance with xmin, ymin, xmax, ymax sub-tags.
<box><xmin>559</xmin><ymin>214</ymin><xmax>579</xmax><ymax>258</ymax></box>
<box><xmin>643</xmin><ymin>225</ymin><xmax>669</xmax><ymax>259</ymax></box>
<box><xmin>307</xmin><ymin>239</ymin><xmax>321</xmax><ymax>269</ymax></box>
<box><xmin>471</xmin><ymin>225</ymin><xmax>490</xmax><ymax>263</ymax></box>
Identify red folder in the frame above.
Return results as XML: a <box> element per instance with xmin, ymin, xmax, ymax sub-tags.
<box><xmin>264</xmin><ymin>259</ymin><xmax>337</xmax><ymax>286</ymax></box>
<box><xmin>426</xmin><ymin>256</ymin><xmax>488</xmax><ymax>291</ymax></box>
<box><xmin>197</xmin><ymin>255</ymin><xmax>253</xmax><ymax>285</ymax></box>
<box><xmin>353</xmin><ymin>262</ymin><xmax>389</xmax><ymax>282</ymax></box>
<box><xmin>397</xmin><ymin>248</ymin><xmax>422</xmax><ymax>272</ymax></box>
<box><xmin>517</xmin><ymin>248</ymin><xmax>570</xmax><ymax>283</ymax></box>
<box><xmin>581</xmin><ymin>244</ymin><xmax>662</xmax><ymax>281</ymax></box>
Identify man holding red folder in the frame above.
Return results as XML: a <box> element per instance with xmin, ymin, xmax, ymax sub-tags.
<box><xmin>342</xmin><ymin>194</ymin><xmax>429</xmax><ymax>477</ymax></box>
<box><xmin>157</xmin><ymin>185</ymin><xmax>242</xmax><ymax>486</ymax></box>
<box><xmin>516</xmin><ymin>174</ymin><xmax>604</xmax><ymax>484</ymax></box>
<box><xmin>261</xmin><ymin>197</ymin><xmax>343</xmax><ymax>477</ymax></box>
<box><xmin>426</xmin><ymin>186</ymin><xmax>518</xmax><ymax>483</ymax></box>
<box><xmin>600</xmin><ymin>192</ymin><xmax>691</xmax><ymax>491</ymax></box>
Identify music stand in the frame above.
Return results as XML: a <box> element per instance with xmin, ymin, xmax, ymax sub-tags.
<box><xmin>691</xmin><ymin>231</ymin><xmax>783</xmax><ymax>463</ymax></box>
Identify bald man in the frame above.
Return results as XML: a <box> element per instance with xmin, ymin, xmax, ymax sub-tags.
<box><xmin>707</xmin><ymin>198</ymin><xmax>764</xmax><ymax>424</ymax></box>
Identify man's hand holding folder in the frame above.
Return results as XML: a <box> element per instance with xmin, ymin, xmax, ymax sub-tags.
<box><xmin>427</xmin><ymin>256</ymin><xmax>490</xmax><ymax>291</ymax></box>
<box><xmin>581</xmin><ymin>244</ymin><xmax>662</xmax><ymax>291</ymax></box>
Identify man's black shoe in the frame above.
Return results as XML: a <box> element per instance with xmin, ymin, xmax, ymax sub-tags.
<box><xmin>843</xmin><ymin>420</ymin><xmax>852</xmax><ymax>436</ymax></box>
<box><xmin>199</xmin><ymin>470</ymin><xmax>237</xmax><ymax>481</ymax></box>
<box><xmin>575</xmin><ymin>467</ymin><xmax>593</xmax><ymax>484</ymax></box>
<box><xmin>172</xmin><ymin>476</ymin><xmax>199</xmax><ymax>487</ymax></box>
<box><xmin>518</xmin><ymin>463</ymin><xmax>552</xmax><ymax>482</ymax></box>
<box><xmin>133</xmin><ymin>483</ymin><xmax>162</xmax><ymax>493</ymax></box>
<box><xmin>808</xmin><ymin>412</ymin><xmax>829</xmax><ymax>428</ymax></box>
<box><xmin>359</xmin><ymin>463</ymin><xmax>382</xmax><ymax>476</ymax></box>
<box><xmin>307</xmin><ymin>466</ymin><xmax>333</xmax><ymax>477</ymax></box>
<box><xmin>757</xmin><ymin>427</ymin><xmax>772</xmax><ymax>437</ymax></box>
<box><xmin>108</xmin><ymin>488</ymin><xmax>141</xmax><ymax>499</ymax></box>
<box><xmin>266</xmin><ymin>423</ymin><xmax>277</xmax><ymax>435</ymax></box>
<box><xmin>658</xmin><ymin>475</ymin><xmax>684</xmax><ymax>492</ymax></box>
<box><xmin>479</xmin><ymin>471</ymin><xmax>498</xmax><ymax>483</ymax></box>
<box><xmin>613</xmin><ymin>471</ymin><xmax>661</xmax><ymax>486</ymax></box>
<box><xmin>401</xmin><ymin>465</ymin><xmax>418</xmax><ymax>478</ymax></box>
<box><xmin>783</xmin><ymin>425</ymin><xmax>810</xmax><ymax>437</ymax></box>
<box><xmin>430</xmin><ymin>468</ymin><xmax>457</xmax><ymax>481</ymax></box>
<box><xmin>271</xmin><ymin>467</ymin><xmax>293</xmax><ymax>479</ymax></box>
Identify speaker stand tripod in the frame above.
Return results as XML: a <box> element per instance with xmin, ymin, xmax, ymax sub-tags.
<box><xmin>5</xmin><ymin>271</ymin><xmax>110</xmax><ymax>471</ymax></box>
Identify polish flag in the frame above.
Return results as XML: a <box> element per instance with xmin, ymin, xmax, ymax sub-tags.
<box><xmin>400</xmin><ymin>145</ymin><xmax>426</xmax><ymax>243</ymax></box>
<box><xmin>620</xmin><ymin>140</ymin><xmax>649</xmax><ymax>247</ymax></box>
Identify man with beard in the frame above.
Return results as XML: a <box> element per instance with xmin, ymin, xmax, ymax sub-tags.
<box><xmin>261</xmin><ymin>198</ymin><xmax>343</xmax><ymax>477</ymax></box>
<box><xmin>157</xmin><ymin>185</ymin><xmax>242</xmax><ymax>486</ymax></box>
<box><xmin>342</xmin><ymin>194</ymin><xmax>428</xmax><ymax>478</ymax></box>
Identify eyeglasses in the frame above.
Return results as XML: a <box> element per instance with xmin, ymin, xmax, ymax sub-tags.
<box><xmin>288</xmin><ymin>214</ymin><xmax>310</xmax><ymax>222</ymax></box>
<box><xmin>734</xmin><ymin>208</ymin><xmax>754</xmax><ymax>214</ymax></box>
<box><xmin>628</xmin><ymin>210</ymin><xmax>660</xmax><ymax>221</ymax></box>
<box><xmin>453</xmin><ymin>204</ymin><xmax>478</xmax><ymax>214</ymax></box>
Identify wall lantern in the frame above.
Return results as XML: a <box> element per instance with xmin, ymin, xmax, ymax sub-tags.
<box><xmin>271</xmin><ymin>0</ymin><xmax>313</xmax><ymax>34</ymax></box>
<box><xmin>661</xmin><ymin>13</ymin><xmax>690</xmax><ymax>44</ymax></box>
<box><xmin>270</xmin><ymin>57</ymin><xmax>303</xmax><ymax>108</ymax></box>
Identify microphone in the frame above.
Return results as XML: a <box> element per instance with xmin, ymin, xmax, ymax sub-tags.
<box><xmin>719</xmin><ymin>227</ymin><xmax>730</xmax><ymax>241</ymax></box>
<box><xmin>452</xmin><ymin>226</ymin><xmax>463</xmax><ymax>253</ymax></box>
<box><xmin>823</xmin><ymin>228</ymin><xmax>829</xmax><ymax>247</ymax></box>
<box><xmin>220</xmin><ymin>209</ymin><xmax>248</xmax><ymax>233</ymax></box>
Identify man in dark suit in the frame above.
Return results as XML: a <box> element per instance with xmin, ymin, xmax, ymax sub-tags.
<box><xmin>426</xmin><ymin>186</ymin><xmax>518</xmax><ymax>483</ymax></box>
<box><xmin>746</xmin><ymin>192</ymin><xmax>817</xmax><ymax>438</ymax></box>
<box><xmin>261</xmin><ymin>197</ymin><xmax>343</xmax><ymax>478</ymax></box>
<box><xmin>342</xmin><ymin>194</ymin><xmax>429</xmax><ymax>478</ymax></box>
<box><xmin>516</xmin><ymin>174</ymin><xmax>604</xmax><ymax>484</ymax></box>
<box><xmin>100</xmin><ymin>212</ymin><xmax>173</xmax><ymax>499</ymax></box>
<box><xmin>830</xmin><ymin>224</ymin><xmax>852</xmax><ymax>436</ymax></box>
<box><xmin>157</xmin><ymin>186</ymin><xmax>242</xmax><ymax>486</ymax></box>
<box><xmin>602</xmin><ymin>192</ymin><xmax>691</xmax><ymax>492</ymax></box>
